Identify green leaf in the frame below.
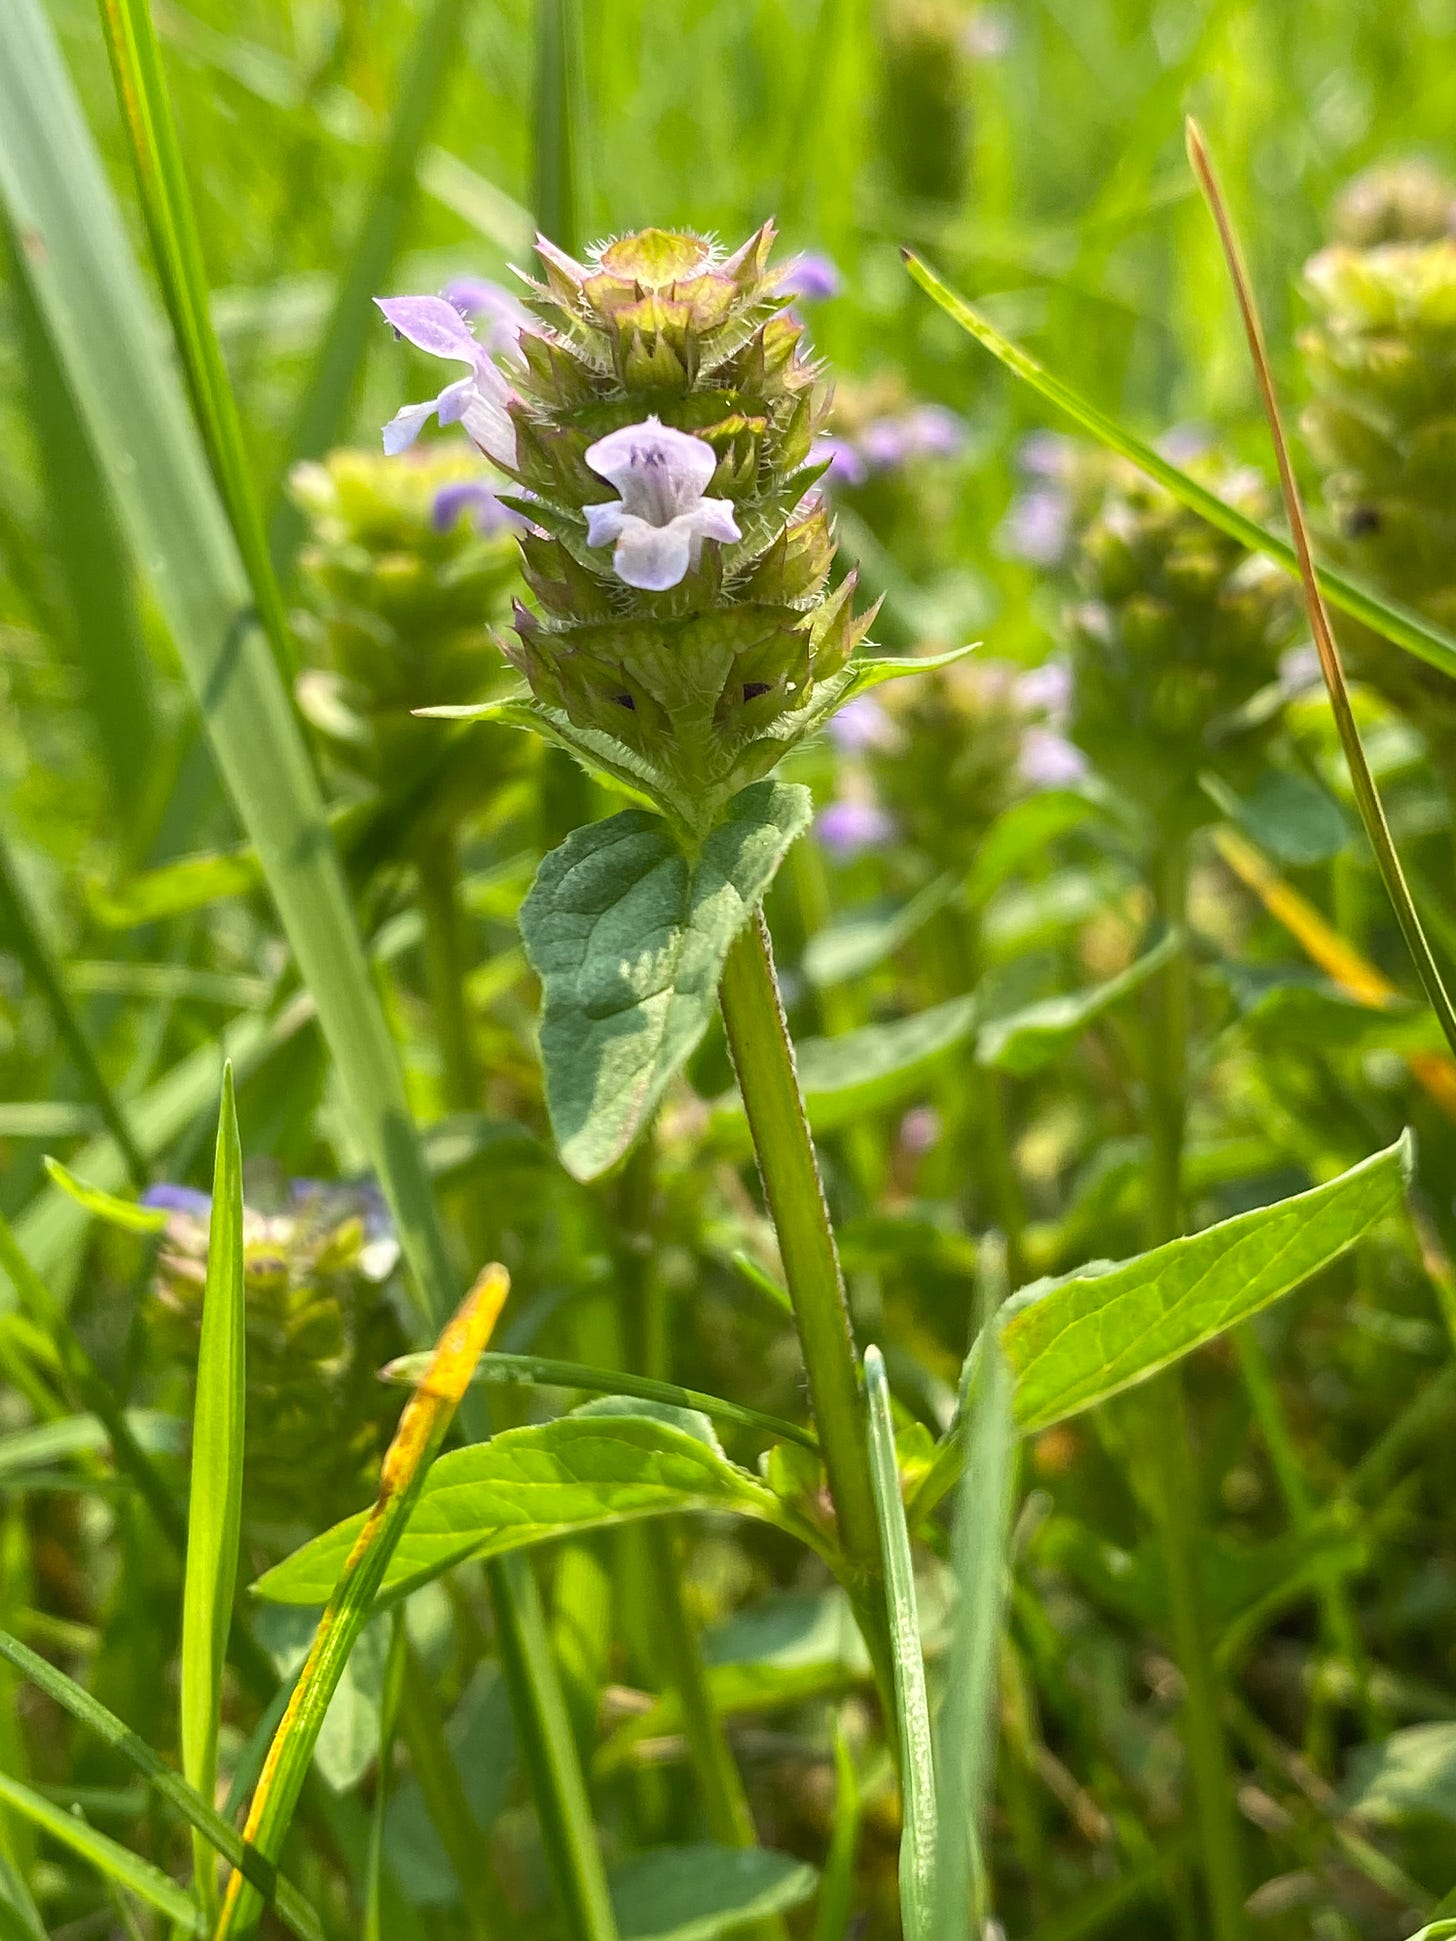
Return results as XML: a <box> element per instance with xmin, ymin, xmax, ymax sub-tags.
<box><xmin>964</xmin><ymin>789</ymin><xmax>1104</xmax><ymax>910</ymax></box>
<box><xmin>255</xmin><ymin>1408</ymin><xmax>813</xmax><ymax>1608</ymax></box>
<box><xmin>380</xmin><ymin>1350</ymin><xmax>818</xmax><ymax>1452</ymax></box>
<box><xmin>902</xmin><ymin>250</ymin><xmax>1456</xmax><ymax>685</ymax></box>
<box><xmin>1345</xmin><ymin>1725</ymin><xmax>1456</xmax><ymax>1828</ymax></box>
<box><xmin>1223</xmin><ymin>972</ymin><xmax>1439</xmax><ymax>1057</ymax></box>
<box><xmin>1201</xmin><ymin>768</ymin><xmax>1348</xmax><ymax>867</ymax></box>
<box><xmin>864</xmin><ymin>1347</ymin><xmax>936</xmax><ymax>1941</ymax></box>
<box><xmin>1004</xmin><ymin>1133</ymin><xmax>1412</xmax><ymax>1434</ymax></box>
<box><xmin>521</xmin><ymin>783</ymin><xmax>812</xmax><ymax>1180</ymax></box>
<box><xmin>0</xmin><ymin>1628</ymin><xmax>322</xmax><ymax>1941</ymax></box>
<box><xmin>802</xmin><ymin>875</ymin><xmax>956</xmax><ymax>989</ymax></box>
<box><xmin>0</xmin><ymin>1769</ymin><xmax>200</xmax><ymax>1932</ymax></box>
<box><xmin>180</xmin><ymin>1065</ymin><xmax>246</xmax><ymax>1922</ymax></box>
<box><xmin>40</xmin><ymin>1159</ymin><xmax>166</xmax><ymax>1235</ymax></box>
<box><xmin>608</xmin><ymin>1846</ymin><xmax>818</xmax><ymax>1941</ymax></box>
<box><xmin>975</xmin><ymin>933</ymin><xmax>1180</xmax><ymax>1077</ymax></box>
<box><xmin>714</xmin><ymin>995</ymin><xmax>978</xmax><ymax>1145</ymax></box>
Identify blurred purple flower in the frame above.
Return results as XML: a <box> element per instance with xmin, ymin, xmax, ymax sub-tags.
<box><xmin>899</xmin><ymin>1104</ymin><xmax>942</xmax><ymax>1156</ymax></box>
<box><xmin>1015</xmin><ymin>659</ymin><xmax>1072</xmax><ymax>720</ymax></box>
<box><xmin>142</xmin><ymin>1184</ymin><xmax>212</xmax><ymax>1218</ymax></box>
<box><xmin>432</xmin><ymin>478</ymin><xmax>518</xmax><ymax>537</ymax></box>
<box><xmin>778</xmin><ymin>252</ymin><xmax>841</xmax><ymax>302</ymax></box>
<box><xmin>859</xmin><ymin>404</ymin><xmax>966</xmax><ymax>472</ymax></box>
<box><xmin>812</xmin><ymin>434</ymin><xmax>868</xmax><ymax>488</ymax></box>
<box><xmin>997</xmin><ymin>486</ymin><xmax>1070</xmax><ymax>565</ymax></box>
<box><xmin>1279</xmin><ymin>643</ymin><xmax>1324</xmax><ymax>696</ymax></box>
<box><xmin>1019</xmin><ymin>728</ymin><xmax>1088</xmax><ymax>788</ymax></box>
<box><xmin>827</xmin><ymin>694</ymin><xmax>899</xmax><ymax>754</ymax></box>
<box><xmin>817</xmin><ymin>798</ymin><xmax>895</xmax><ymax>857</ymax></box>
<box><xmin>442</xmin><ymin>277</ymin><xmax>531</xmax><ymax>354</ymax></box>
<box><xmin>1017</xmin><ymin>430</ymin><xmax>1073</xmax><ymax>479</ymax></box>
<box><xmin>1156</xmin><ymin>422</ymin><xmax>1213</xmax><ymax>465</ymax></box>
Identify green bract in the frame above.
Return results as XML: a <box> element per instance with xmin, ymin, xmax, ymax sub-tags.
<box><xmin>491</xmin><ymin>223</ymin><xmax>881</xmax><ymax>833</ymax></box>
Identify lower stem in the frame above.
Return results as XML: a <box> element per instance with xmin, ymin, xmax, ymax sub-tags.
<box><xmin>717</xmin><ymin>910</ymin><xmax>892</xmax><ymax>1702</ymax></box>
<box><xmin>1140</xmin><ymin>835</ymin><xmax>1246</xmax><ymax>1941</ymax></box>
<box><xmin>416</xmin><ymin>827</ymin><xmax>479</xmax><ymax>1115</ymax></box>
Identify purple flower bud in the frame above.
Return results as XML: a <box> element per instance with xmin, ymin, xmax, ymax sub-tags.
<box><xmin>777</xmin><ymin>252</ymin><xmax>841</xmax><ymax>302</ymax></box>
<box><xmin>827</xmin><ymin>694</ymin><xmax>899</xmax><ymax>753</ymax></box>
<box><xmin>816</xmin><ymin>797</ymin><xmax>895</xmax><ymax>857</ymax></box>
<box><xmin>1019</xmin><ymin>728</ymin><xmax>1088</xmax><ymax>788</ymax></box>
<box><xmin>811</xmin><ymin>434</ymin><xmax>868</xmax><ymax>488</ymax></box>
<box><xmin>1015</xmin><ymin>659</ymin><xmax>1072</xmax><ymax>721</ymax></box>
<box><xmin>431</xmin><ymin>478</ymin><xmax>517</xmax><ymax>536</ymax></box>
<box><xmin>1017</xmin><ymin>430</ymin><xmax>1073</xmax><ymax>479</ymax></box>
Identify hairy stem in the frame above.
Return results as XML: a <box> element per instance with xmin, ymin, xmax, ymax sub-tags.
<box><xmin>718</xmin><ymin>909</ymin><xmax>892</xmax><ymax>1701</ymax></box>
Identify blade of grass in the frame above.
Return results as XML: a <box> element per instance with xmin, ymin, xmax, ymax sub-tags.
<box><xmin>0</xmin><ymin>18</ymin><xmax>610</xmax><ymax>1932</ymax></box>
<box><xmin>217</xmin><ymin>1264</ymin><xmax>510</xmax><ymax>1941</ymax></box>
<box><xmin>179</xmin><ymin>1063</ymin><xmax>245</xmax><ymax>1926</ymax></box>
<box><xmin>0</xmin><ymin>1770</ymin><xmax>199</xmax><ymax>1932</ymax></box>
<box><xmin>96</xmin><ymin>0</ymin><xmax>298</xmax><ymax>681</ymax></box>
<box><xmin>380</xmin><ymin>1349</ymin><xmax>819</xmax><ymax>1452</ymax></box>
<box><xmin>865</xmin><ymin>1345</ymin><xmax>936</xmax><ymax>1941</ymax></box>
<box><xmin>533</xmin><ymin>0</ymin><xmax>585</xmax><ymax>249</ymax></box>
<box><xmin>364</xmin><ymin>1611</ymin><xmax>406</xmax><ymax>1941</ymax></box>
<box><xmin>931</xmin><ymin>1324</ymin><xmax>1016</xmax><ymax>1939</ymax></box>
<box><xmin>0</xmin><ymin>1629</ymin><xmax>323</xmax><ymax>1941</ymax></box>
<box><xmin>267</xmin><ymin>0</ymin><xmax>470</xmax><ymax>570</ymax></box>
<box><xmin>1184</xmin><ymin>118</ymin><xmax>1456</xmax><ymax>1062</ymax></box>
<box><xmin>901</xmin><ymin>251</ymin><xmax>1456</xmax><ymax>685</ymax></box>
<box><xmin>0</xmin><ymin>825</ymin><xmax>147</xmax><ymax>1189</ymax></box>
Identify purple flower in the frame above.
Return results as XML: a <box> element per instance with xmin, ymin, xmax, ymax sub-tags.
<box><xmin>816</xmin><ymin>797</ymin><xmax>895</xmax><ymax>857</ymax></box>
<box><xmin>1017</xmin><ymin>430</ymin><xmax>1073</xmax><ymax>479</ymax></box>
<box><xmin>374</xmin><ymin>294</ymin><xmax>518</xmax><ymax>467</ymax></box>
<box><xmin>141</xmin><ymin>1183</ymin><xmax>212</xmax><ymax>1218</ymax></box>
<box><xmin>431</xmin><ymin>479</ymin><xmax>518</xmax><ymax>537</ymax></box>
<box><xmin>1019</xmin><ymin>728</ymin><xmax>1088</xmax><ymax>788</ymax></box>
<box><xmin>583</xmin><ymin>417</ymin><xmax>740</xmax><ymax>591</ymax></box>
<box><xmin>811</xmin><ymin>434</ymin><xmax>868</xmax><ymax>488</ymax></box>
<box><xmin>997</xmin><ymin>486</ymin><xmax>1071</xmax><ymax>566</ymax></box>
<box><xmin>827</xmin><ymin>694</ymin><xmax>899</xmax><ymax>754</ymax></box>
<box><xmin>777</xmin><ymin>252</ymin><xmax>841</xmax><ymax>302</ymax></box>
<box><xmin>859</xmin><ymin>404</ymin><xmax>966</xmax><ymax>472</ymax></box>
<box><xmin>899</xmin><ymin>1105</ymin><xmax>943</xmax><ymax>1156</ymax></box>
<box><xmin>442</xmin><ymin>277</ymin><xmax>530</xmax><ymax>354</ymax></box>
<box><xmin>1015</xmin><ymin>660</ymin><xmax>1072</xmax><ymax>720</ymax></box>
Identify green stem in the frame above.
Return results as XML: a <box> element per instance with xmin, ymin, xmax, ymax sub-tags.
<box><xmin>1139</xmin><ymin>835</ymin><xmax>1246</xmax><ymax>1941</ymax></box>
<box><xmin>397</xmin><ymin>1642</ymin><xmax>508</xmax><ymax>1941</ymax></box>
<box><xmin>717</xmin><ymin>911</ymin><xmax>892</xmax><ymax>1701</ymax></box>
<box><xmin>416</xmin><ymin>829</ymin><xmax>479</xmax><ymax>1116</ymax></box>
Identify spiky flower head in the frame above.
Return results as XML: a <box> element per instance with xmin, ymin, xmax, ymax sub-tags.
<box><xmin>144</xmin><ymin>1179</ymin><xmax>405</xmax><ymax>1542</ymax></box>
<box><xmin>1299</xmin><ymin>231</ymin><xmax>1456</xmax><ymax>778</ymax></box>
<box><xmin>868</xmin><ymin>658</ymin><xmax>1027</xmax><ymax>864</ymax></box>
<box><xmin>1066</xmin><ymin>455</ymin><xmax>1298</xmax><ymax>829</ymax></box>
<box><xmin>376</xmin><ymin>225</ymin><xmax>882</xmax><ymax>836</ymax></box>
<box><xmin>1330</xmin><ymin>159</ymin><xmax>1456</xmax><ymax>248</ymax></box>
<box><xmin>290</xmin><ymin>445</ymin><xmax>519</xmax><ymax>788</ymax></box>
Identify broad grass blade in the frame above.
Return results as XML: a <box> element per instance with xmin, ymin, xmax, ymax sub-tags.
<box><xmin>864</xmin><ymin>1346</ymin><xmax>936</xmax><ymax>1941</ymax></box>
<box><xmin>179</xmin><ymin>1063</ymin><xmax>246</xmax><ymax>1924</ymax></box>
<box><xmin>901</xmin><ymin>251</ymin><xmax>1456</xmax><ymax>686</ymax></box>
<box><xmin>931</xmin><ymin>1329</ymin><xmax>1016</xmax><ymax>1939</ymax></box>
<box><xmin>1184</xmin><ymin>119</ymin><xmax>1456</xmax><ymax>1063</ymax></box>
<box><xmin>269</xmin><ymin>0</ymin><xmax>470</xmax><ymax>566</ymax></box>
<box><xmin>0</xmin><ymin>1769</ymin><xmax>200</xmax><ymax>1933</ymax></box>
<box><xmin>218</xmin><ymin>1265</ymin><xmax>510</xmax><ymax>1940</ymax></box>
<box><xmin>0</xmin><ymin>1628</ymin><xmax>323</xmax><ymax>1941</ymax></box>
<box><xmin>96</xmin><ymin>0</ymin><xmax>298</xmax><ymax>682</ymax></box>
<box><xmin>0</xmin><ymin>826</ymin><xmax>147</xmax><ymax>1188</ymax></box>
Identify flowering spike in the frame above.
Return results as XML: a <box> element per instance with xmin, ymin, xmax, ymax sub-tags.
<box><xmin>377</xmin><ymin>224</ymin><xmax>880</xmax><ymax>831</ymax></box>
